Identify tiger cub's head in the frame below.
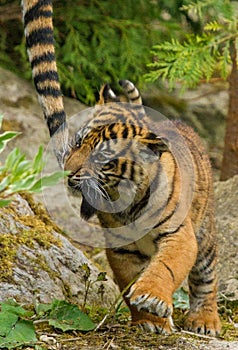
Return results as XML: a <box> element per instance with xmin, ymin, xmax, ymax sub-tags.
<box><xmin>64</xmin><ymin>80</ymin><xmax>169</xmax><ymax>220</ymax></box>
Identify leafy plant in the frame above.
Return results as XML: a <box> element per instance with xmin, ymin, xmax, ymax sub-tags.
<box><xmin>0</xmin><ymin>115</ymin><xmax>68</xmax><ymax>207</ymax></box>
<box><xmin>36</xmin><ymin>299</ymin><xmax>96</xmax><ymax>332</ymax></box>
<box><xmin>1</xmin><ymin>0</ymin><xmax>185</xmax><ymax>105</ymax></box>
<box><xmin>173</xmin><ymin>288</ymin><xmax>190</xmax><ymax>310</ymax></box>
<box><xmin>146</xmin><ymin>0</ymin><xmax>237</xmax><ymax>89</ymax></box>
<box><xmin>0</xmin><ymin>299</ymin><xmax>96</xmax><ymax>349</ymax></box>
<box><xmin>146</xmin><ymin>0</ymin><xmax>238</xmax><ymax>180</ymax></box>
<box><xmin>0</xmin><ymin>299</ymin><xmax>36</xmax><ymax>349</ymax></box>
<box><xmin>80</xmin><ymin>263</ymin><xmax>107</xmax><ymax>312</ymax></box>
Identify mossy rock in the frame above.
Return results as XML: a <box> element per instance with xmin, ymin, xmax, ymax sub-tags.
<box><xmin>0</xmin><ymin>194</ymin><xmax>118</xmax><ymax>306</ymax></box>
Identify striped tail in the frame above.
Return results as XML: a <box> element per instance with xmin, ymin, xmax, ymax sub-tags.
<box><xmin>22</xmin><ymin>0</ymin><xmax>68</xmax><ymax>166</ymax></box>
<box><xmin>119</xmin><ymin>80</ymin><xmax>142</xmax><ymax>105</ymax></box>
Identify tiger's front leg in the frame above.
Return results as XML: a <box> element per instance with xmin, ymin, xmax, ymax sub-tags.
<box><xmin>106</xmin><ymin>246</ymin><xmax>175</xmax><ymax>334</ymax></box>
<box><xmin>127</xmin><ymin>217</ymin><xmax>198</xmax><ymax>332</ymax></box>
<box><xmin>107</xmin><ymin>217</ymin><xmax>198</xmax><ymax>334</ymax></box>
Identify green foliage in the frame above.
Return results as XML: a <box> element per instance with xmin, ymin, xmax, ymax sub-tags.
<box><xmin>80</xmin><ymin>263</ymin><xmax>107</xmax><ymax>312</ymax></box>
<box><xmin>52</xmin><ymin>0</ymin><xmax>176</xmax><ymax>104</ymax></box>
<box><xmin>0</xmin><ymin>298</ymin><xmax>96</xmax><ymax>349</ymax></box>
<box><xmin>46</xmin><ymin>300</ymin><xmax>95</xmax><ymax>332</ymax></box>
<box><xmin>173</xmin><ymin>288</ymin><xmax>190</xmax><ymax>310</ymax></box>
<box><xmin>146</xmin><ymin>0</ymin><xmax>238</xmax><ymax>88</ymax></box>
<box><xmin>0</xmin><ymin>1</ymin><xmax>184</xmax><ymax>105</ymax></box>
<box><xmin>0</xmin><ymin>115</ymin><xmax>68</xmax><ymax>207</ymax></box>
<box><xmin>0</xmin><ymin>299</ymin><xmax>36</xmax><ymax>349</ymax></box>
<box><xmin>31</xmin><ymin>299</ymin><xmax>96</xmax><ymax>333</ymax></box>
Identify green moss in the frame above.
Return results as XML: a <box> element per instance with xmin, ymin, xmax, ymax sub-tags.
<box><xmin>0</xmin><ymin>194</ymin><xmax>62</xmax><ymax>282</ymax></box>
<box><xmin>219</xmin><ymin>300</ymin><xmax>238</xmax><ymax>341</ymax></box>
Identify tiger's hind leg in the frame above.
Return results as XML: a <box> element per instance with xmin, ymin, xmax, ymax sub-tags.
<box><xmin>106</xmin><ymin>248</ymin><xmax>175</xmax><ymax>334</ymax></box>
<box><xmin>185</xmin><ymin>217</ymin><xmax>221</xmax><ymax>336</ymax></box>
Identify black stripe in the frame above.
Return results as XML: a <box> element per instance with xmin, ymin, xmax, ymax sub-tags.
<box><xmin>105</xmin><ymin>228</ymin><xmax>134</xmax><ymax>246</ymax></box>
<box><xmin>31</xmin><ymin>52</ymin><xmax>55</xmax><ymax>68</ymax></box>
<box><xmin>148</xmin><ymin>161</ymin><xmax>179</xmax><ymax>229</ymax></box>
<box><xmin>122</xmin><ymin>127</ymin><xmax>129</xmax><ymax>138</ymax></box>
<box><xmin>152</xmin><ymin>178</ymin><xmax>177</xmax><ymax>229</ymax></box>
<box><xmin>130</xmin><ymin>164</ymin><xmax>135</xmax><ymax>181</ymax></box>
<box><xmin>46</xmin><ymin>111</ymin><xmax>66</xmax><ymax>136</ymax></box>
<box><xmin>127</xmin><ymin>88</ymin><xmax>135</xmax><ymax>94</ymax></box>
<box><xmin>130</xmin><ymin>123</ymin><xmax>136</xmax><ymax>136</ymax></box>
<box><xmin>113</xmin><ymin>248</ymin><xmax>149</xmax><ymax>261</ymax></box>
<box><xmin>130</xmin><ymin>95</ymin><xmax>141</xmax><ymax>102</ymax></box>
<box><xmin>153</xmin><ymin>223</ymin><xmax>184</xmax><ymax>243</ymax></box>
<box><xmin>26</xmin><ymin>27</ymin><xmax>54</xmax><ymax>48</ymax></box>
<box><xmin>198</xmin><ymin>248</ymin><xmax>216</xmax><ymax>274</ymax></box>
<box><xmin>190</xmin><ymin>288</ymin><xmax>214</xmax><ymax>298</ymax></box>
<box><xmin>36</xmin><ymin>86</ymin><xmax>62</xmax><ymax>97</ymax></box>
<box><xmin>128</xmin><ymin>185</ymin><xmax>151</xmax><ymax>217</ymax></box>
<box><xmin>34</xmin><ymin>70</ymin><xmax>59</xmax><ymax>84</ymax></box>
<box><xmin>24</xmin><ymin>10</ymin><xmax>52</xmax><ymax>27</ymax></box>
<box><xmin>196</xmin><ymin>244</ymin><xmax>216</xmax><ymax>266</ymax></box>
<box><xmin>189</xmin><ymin>277</ymin><xmax>214</xmax><ymax>286</ymax></box>
<box><xmin>110</xmin><ymin>130</ymin><xmax>117</xmax><ymax>139</ymax></box>
<box><xmin>161</xmin><ymin>261</ymin><xmax>175</xmax><ymax>282</ymax></box>
<box><xmin>158</xmin><ymin>204</ymin><xmax>178</xmax><ymax>227</ymax></box>
<box><xmin>121</xmin><ymin>162</ymin><xmax>127</xmax><ymax>176</ymax></box>
<box><xmin>24</xmin><ymin>0</ymin><xmax>52</xmax><ymax>26</ymax></box>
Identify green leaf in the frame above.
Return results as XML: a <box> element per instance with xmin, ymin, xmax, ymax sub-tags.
<box><xmin>96</xmin><ymin>272</ymin><xmax>107</xmax><ymax>282</ymax></box>
<box><xmin>13</xmin><ymin>160</ymin><xmax>32</xmax><ymax>178</ymax></box>
<box><xmin>173</xmin><ymin>288</ymin><xmax>190</xmax><ymax>310</ymax></box>
<box><xmin>81</xmin><ymin>263</ymin><xmax>91</xmax><ymax>280</ymax></box>
<box><xmin>0</xmin><ymin>320</ymin><xmax>37</xmax><ymax>349</ymax></box>
<box><xmin>0</xmin><ymin>131</ymin><xmax>20</xmax><ymax>154</ymax></box>
<box><xmin>204</xmin><ymin>20</ymin><xmax>223</xmax><ymax>32</ymax></box>
<box><xmin>8</xmin><ymin>174</ymin><xmax>37</xmax><ymax>193</ymax></box>
<box><xmin>4</xmin><ymin>148</ymin><xmax>22</xmax><ymax>171</ymax></box>
<box><xmin>0</xmin><ymin>300</ymin><xmax>36</xmax><ymax>349</ymax></box>
<box><xmin>1</xmin><ymin>299</ymin><xmax>32</xmax><ymax>318</ymax></box>
<box><xmin>48</xmin><ymin>300</ymin><xmax>95</xmax><ymax>332</ymax></box>
<box><xmin>29</xmin><ymin>171</ymin><xmax>68</xmax><ymax>193</ymax></box>
<box><xmin>35</xmin><ymin>302</ymin><xmax>53</xmax><ymax>316</ymax></box>
<box><xmin>0</xmin><ymin>176</ymin><xmax>10</xmax><ymax>192</ymax></box>
<box><xmin>0</xmin><ymin>312</ymin><xmax>18</xmax><ymax>337</ymax></box>
<box><xmin>33</xmin><ymin>145</ymin><xmax>45</xmax><ymax>173</ymax></box>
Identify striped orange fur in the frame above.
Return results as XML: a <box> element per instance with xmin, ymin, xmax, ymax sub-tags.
<box><xmin>65</xmin><ymin>81</ymin><xmax>221</xmax><ymax>335</ymax></box>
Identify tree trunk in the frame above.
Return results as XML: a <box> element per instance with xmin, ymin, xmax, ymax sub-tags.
<box><xmin>220</xmin><ymin>41</ymin><xmax>238</xmax><ymax>180</ymax></box>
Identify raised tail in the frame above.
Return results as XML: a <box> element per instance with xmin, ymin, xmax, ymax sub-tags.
<box><xmin>22</xmin><ymin>0</ymin><xmax>68</xmax><ymax>166</ymax></box>
<box><xmin>119</xmin><ymin>79</ymin><xmax>142</xmax><ymax>105</ymax></box>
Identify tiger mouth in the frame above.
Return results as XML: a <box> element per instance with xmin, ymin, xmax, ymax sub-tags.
<box><xmin>67</xmin><ymin>177</ymin><xmax>110</xmax><ymax>220</ymax></box>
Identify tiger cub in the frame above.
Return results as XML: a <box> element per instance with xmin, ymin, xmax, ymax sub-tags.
<box><xmin>64</xmin><ymin>81</ymin><xmax>221</xmax><ymax>335</ymax></box>
<box><xmin>22</xmin><ymin>0</ymin><xmax>221</xmax><ymax>336</ymax></box>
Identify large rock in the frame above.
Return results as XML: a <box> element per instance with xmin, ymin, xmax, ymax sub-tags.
<box><xmin>0</xmin><ymin>194</ymin><xmax>118</xmax><ymax>305</ymax></box>
<box><xmin>215</xmin><ymin>175</ymin><xmax>238</xmax><ymax>300</ymax></box>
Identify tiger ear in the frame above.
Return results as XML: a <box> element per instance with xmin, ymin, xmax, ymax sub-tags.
<box><xmin>140</xmin><ymin>136</ymin><xmax>170</xmax><ymax>162</ymax></box>
<box><xmin>98</xmin><ymin>83</ymin><xmax>118</xmax><ymax>104</ymax></box>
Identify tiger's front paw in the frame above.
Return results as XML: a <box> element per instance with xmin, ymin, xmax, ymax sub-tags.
<box><xmin>127</xmin><ymin>281</ymin><xmax>173</xmax><ymax>318</ymax></box>
<box><xmin>133</xmin><ymin>316</ymin><xmax>175</xmax><ymax>334</ymax></box>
